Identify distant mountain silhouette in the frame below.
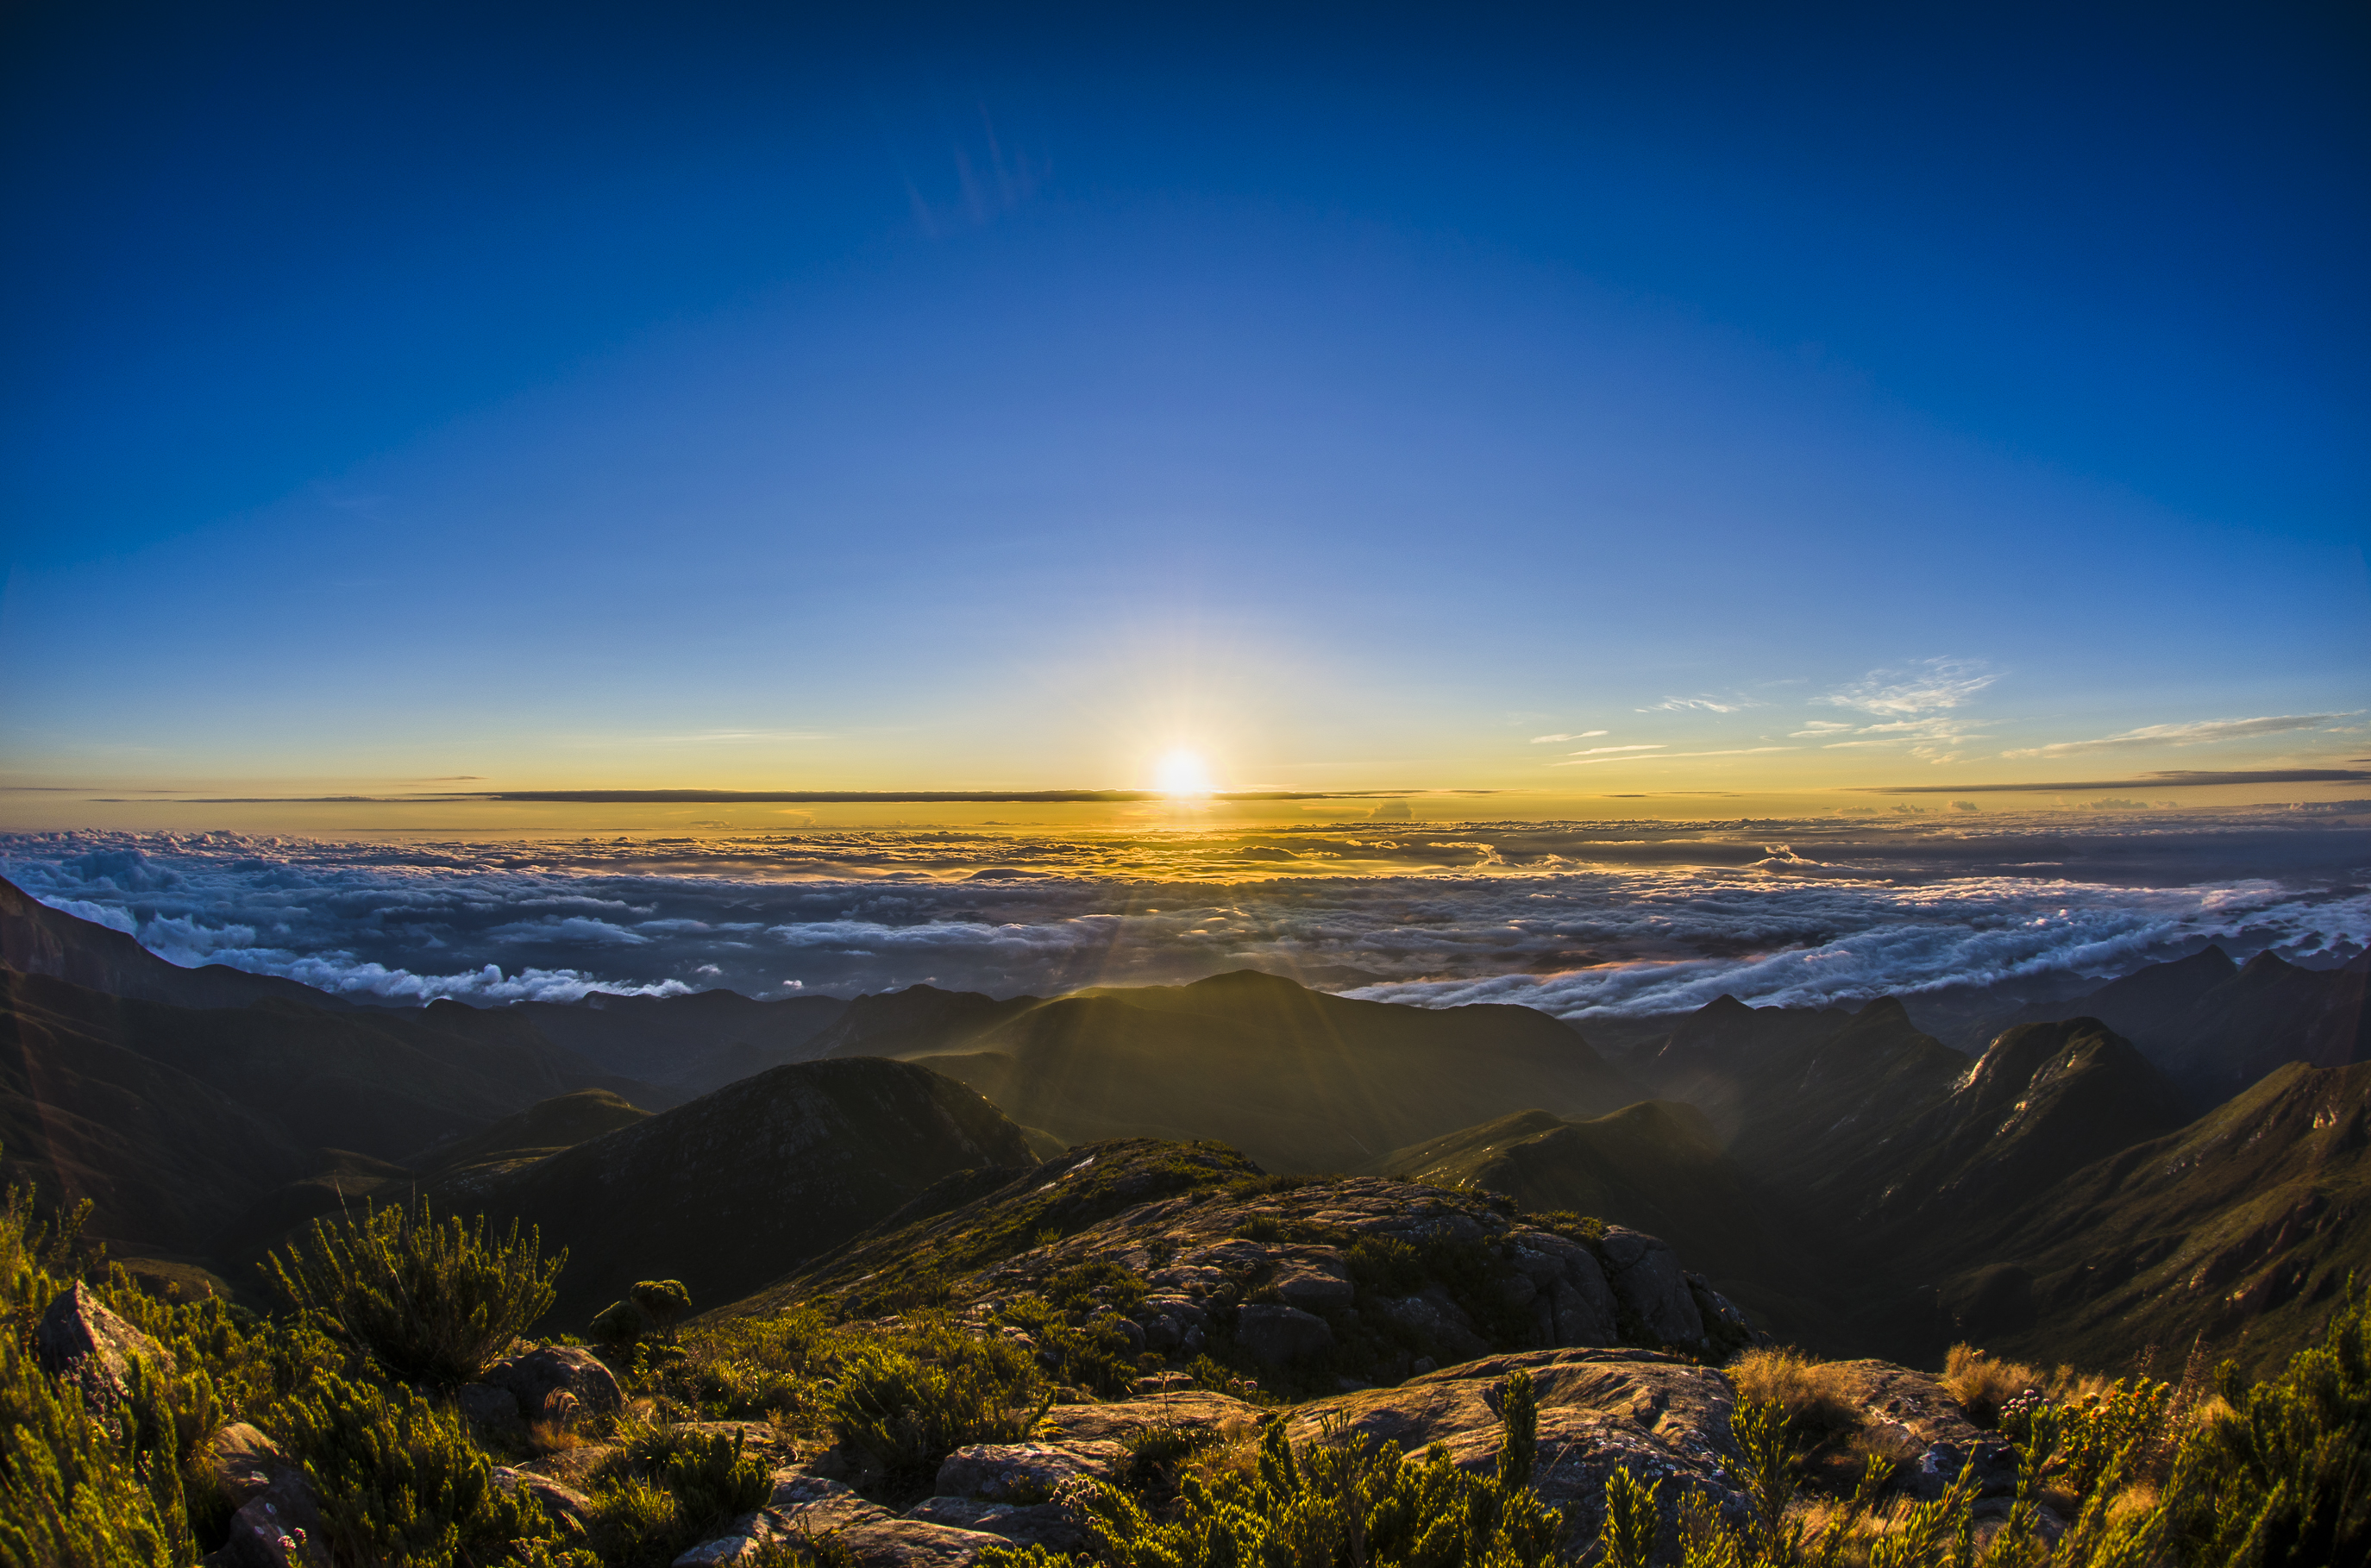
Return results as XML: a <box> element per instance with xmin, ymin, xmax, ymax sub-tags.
<box><xmin>876</xmin><ymin>969</ymin><xmax>1639</xmax><ymax>1173</ymax></box>
<box><xmin>442</xmin><ymin>1057</ymin><xmax>1037</xmax><ymax>1325</ymax></box>
<box><xmin>1</xmin><ymin>875</ymin><xmax>354</xmax><ymax>1012</ymax></box>
<box><xmin>512</xmin><ymin>988</ymin><xmax>850</xmax><ymax>1091</ymax></box>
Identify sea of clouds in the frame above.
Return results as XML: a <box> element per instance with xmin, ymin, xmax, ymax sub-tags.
<box><xmin>3</xmin><ymin>812</ymin><xmax>2366</xmax><ymax>1019</ymax></box>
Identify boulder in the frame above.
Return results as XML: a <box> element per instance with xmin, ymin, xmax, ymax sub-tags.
<box><xmin>35</xmin><ymin>1282</ymin><xmax>173</xmax><ymax>1422</ymax></box>
<box><xmin>1270</xmin><ymin>1247</ymin><xmax>1355</xmax><ymax>1312</ymax></box>
<box><xmin>217</xmin><ymin>1467</ymin><xmax>327</xmax><ymax>1568</ymax></box>
<box><xmin>1234</xmin><ymin>1303</ymin><xmax>1335</xmax><ymax>1366</ymax></box>
<box><xmin>934</xmin><ymin>1439</ymin><xmax>1126</xmax><ymax>1502</ymax></box>
<box><xmin>202</xmin><ymin>1422</ymin><xmax>283</xmax><ymax>1509</ymax></box>
<box><xmin>1599</xmin><ymin>1227</ymin><xmax>1706</xmax><ymax>1348</ymax></box>
<box><xmin>1370</xmin><ymin>1287</ymin><xmax>1490</xmax><ymax>1364</ymax></box>
<box><xmin>457</xmin><ymin>1382</ymin><xmax>527</xmax><ymax>1443</ymax></box>
<box><xmin>495</xmin><ymin>1465</ymin><xmax>596</xmax><ymax>1530</ymax></box>
<box><xmin>483</xmin><ymin>1344</ymin><xmax>623</xmax><ymax>1424</ymax></box>
<box><xmin>905</xmin><ymin>1495</ymin><xmax>1086</xmax><ymax>1553</ymax></box>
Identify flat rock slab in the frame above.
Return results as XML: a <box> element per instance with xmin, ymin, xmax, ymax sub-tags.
<box><xmin>906</xmin><ymin>1495</ymin><xmax>1086</xmax><ymax>1552</ymax></box>
<box><xmin>935</xmin><ymin>1439</ymin><xmax>1127</xmax><ymax>1501</ymax></box>
<box><xmin>1035</xmin><ymin>1389</ymin><xmax>1261</xmax><ymax>1443</ymax></box>
<box><xmin>1290</xmin><ymin>1348</ymin><xmax>1754</xmax><ymax>1538</ymax></box>
<box><xmin>1818</xmin><ymin>1359</ymin><xmax>2018</xmax><ymax>1498</ymax></box>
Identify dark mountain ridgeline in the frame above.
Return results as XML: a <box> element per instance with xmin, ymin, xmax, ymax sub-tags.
<box><xmin>440</xmin><ymin>1057</ymin><xmax>1039</xmax><ymax>1324</ymax></box>
<box><xmin>881</xmin><ymin>969</ymin><xmax>1639</xmax><ymax>1174</ymax></box>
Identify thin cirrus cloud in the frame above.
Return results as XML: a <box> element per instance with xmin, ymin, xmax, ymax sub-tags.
<box><xmin>2001</xmin><ymin>713</ymin><xmax>2359</xmax><ymax>759</ymax></box>
<box><xmin>1529</xmin><ymin>731</ymin><xmax>1609</xmax><ymax>743</ymax></box>
<box><xmin>1639</xmin><ymin>697</ymin><xmax>1751</xmax><ymax>713</ymax></box>
<box><xmin>1815</xmin><ymin>658</ymin><xmax>1998</xmax><ymax>717</ymax></box>
<box><xmin>1552</xmin><ymin>746</ymin><xmax>1794</xmax><ymax>767</ymax></box>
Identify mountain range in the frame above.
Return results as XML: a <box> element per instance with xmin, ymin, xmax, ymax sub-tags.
<box><xmin>3</xmin><ymin>872</ymin><xmax>2364</xmax><ymax>1376</ymax></box>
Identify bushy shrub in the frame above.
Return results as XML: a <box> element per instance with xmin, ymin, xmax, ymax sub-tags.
<box><xmin>630</xmin><ymin>1280</ymin><xmax>693</xmax><ymax>1336</ymax></box>
<box><xmin>655</xmin><ymin>1429</ymin><xmax>770</xmax><ymax>1534</ymax></box>
<box><xmin>279</xmin><ymin>1368</ymin><xmax>558</xmax><ymax>1566</ymax></box>
<box><xmin>0</xmin><ymin>1324</ymin><xmax>180</xmax><ymax>1568</ymax></box>
<box><xmin>0</xmin><ymin>1173</ymin><xmax>191</xmax><ymax>1567</ymax></box>
<box><xmin>592</xmin><ymin>1298</ymin><xmax>652</xmax><ymax>1352</ymax></box>
<box><xmin>828</xmin><ymin>1324</ymin><xmax>1049</xmax><ymax>1476</ymax></box>
<box><xmin>2157</xmin><ymin>1277</ymin><xmax>2369</xmax><ymax>1566</ymax></box>
<box><xmin>266</xmin><ymin>1200</ymin><xmax>563</xmax><ymax>1384</ymax></box>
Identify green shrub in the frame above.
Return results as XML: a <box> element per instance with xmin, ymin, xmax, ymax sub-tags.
<box><xmin>593</xmin><ymin>1298</ymin><xmax>652</xmax><ymax>1353</ymax></box>
<box><xmin>996</xmin><ymin>1292</ymin><xmax>1140</xmax><ymax>1396</ymax></box>
<box><xmin>2159</xmin><ymin>1276</ymin><xmax>2370</xmax><ymax>1566</ymax></box>
<box><xmin>655</xmin><ymin>1430</ymin><xmax>770</xmax><ymax>1535</ymax></box>
<box><xmin>279</xmin><ymin>1368</ymin><xmax>558</xmax><ymax>1566</ymax></box>
<box><xmin>0</xmin><ymin>1173</ymin><xmax>185</xmax><ymax>1568</ymax></box>
<box><xmin>630</xmin><ymin>1280</ymin><xmax>693</xmax><ymax>1336</ymax></box>
<box><xmin>1345</xmin><ymin>1237</ymin><xmax>1424</xmax><ymax>1295</ymax></box>
<box><xmin>982</xmin><ymin>1370</ymin><xmax>1560</xmax><ymax>1568</ymax></box>
<box><xmin>0</xmin><ymin>1326</ymin><xmax>180</xmax><ymax>1568</ymax></box>
<box><xmin>828</xmin><ymin>1326</ymin><xmax>1049</xmax><ymax>1476</ymax></box>
<box><xmin>266</xmin><ymin>1200</ymin><xmax>562</xmax><ymax>1384</ymax></box>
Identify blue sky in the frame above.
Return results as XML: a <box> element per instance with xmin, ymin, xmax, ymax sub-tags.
<box><xmin>3</xmin><ymin>2</ymin><xmax>2365</xmax><ymax>822</ymax></box>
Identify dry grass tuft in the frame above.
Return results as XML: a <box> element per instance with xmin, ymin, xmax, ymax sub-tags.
<box><xmin>1728</xmin><ymin>1345</ymin><xmax>1863</xmax><ymax>1437</ymax></box>
<box><xmin>1940</xmin><ymin>1344</ymin><xmax>2049</xmax><ymax>1427</ymax></box>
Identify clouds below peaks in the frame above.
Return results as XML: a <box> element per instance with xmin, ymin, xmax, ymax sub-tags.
<box><xmin>3</xmin><ymin>818</ymin><xmax>2363</xmax><ymax>1021</ymax></box>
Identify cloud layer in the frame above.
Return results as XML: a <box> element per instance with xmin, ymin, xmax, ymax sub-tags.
<box><xmin>3</xmin><ymin>813</ymin><xmax>2364</xmax><ymax>1019</ymax></box>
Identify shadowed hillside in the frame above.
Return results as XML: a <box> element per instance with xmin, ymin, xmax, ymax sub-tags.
<box><xmin>444</xmin><ymin>1057</ymin><xmax>1039</xmax><ymax>1324</ymax></box>
<box><xmin>1361</xmin><ymin>1101</ymin><xmax>1828</xmax><ymax>1343</ymax></box>
<box><xmin>0</xmin><ymin>962</ymin><xmax>655</xmax><ymax>1255</ymax></box>
<box><xmin>886</xmin><ymin>969</ymin><xmax>1638</xmax><ymax>1173</ymax></box>
<box><xmin>512</xmin><ymin>988</ymin><xmax>850</xmax><ymax>1092</ymax></box>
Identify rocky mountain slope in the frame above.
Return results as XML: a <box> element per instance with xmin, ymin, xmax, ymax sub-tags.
<box><xmin>868</xmin><ymin>969</ymin><xmax>1639</xmax><ymax>1173</ymax></box>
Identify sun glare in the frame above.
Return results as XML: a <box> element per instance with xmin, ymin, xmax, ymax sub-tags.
<box><xmin>1155</xmin><ymin>749</ymin><xmax>1214</xmax><ymax>797</ymax></box>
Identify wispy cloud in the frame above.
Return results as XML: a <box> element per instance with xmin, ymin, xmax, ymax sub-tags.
<box><xmin>2001</xmin><ymin>712</ymin><xmax>2358</xmax><ymax>760</ymax></box>
<box><xmin>1551</xmin><ymin>746</ymin><xmax>1794</xmax><ymax>767</ymax></box>
<box><xmin>1639</xmin><ymin>697</ymin><xmax>1751</xmax><ymax>713</ymax></box>
<box><xmin>1816</xmin><ymin>657</ymin><xmax>1997</xmax><ymax>718</ymax></box>
<box><xmin>1530</xmin><ymin>731</ymin><xmax>1609</xmax><ymax>743</ymax></box>
<box><xmin>1789</xmin><ymin>722</ymin><xmax>1855</xmax><ymax>737</ymax></box>
<box><xmin>1564</xmin><ymin>743</ymin><xmax>1665</xmax><ymax>756</ymax></box>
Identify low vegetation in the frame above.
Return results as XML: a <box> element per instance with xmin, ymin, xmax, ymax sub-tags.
<box><xmin>6</xmin><ymin>1126</ymin><xmax>2368</xmax><ymax>1568</ymax></box>
<box><xmin>265</xmin><ymin>1198</ymin><xmax>564</xmax><ymax>1384</ymax></box>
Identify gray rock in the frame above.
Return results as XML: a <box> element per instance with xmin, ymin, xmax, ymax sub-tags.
<box><xmin>1547</xmin><ymin>1263</ymin><xmax>1619</xmax><ymax>1348</ymax></box>
<box><xmin>933</xmin><ymin>1439</ymin><xmax>1126</xmax><ymax>1502</ymax></box>
<box><xmin>35</xmin><ymin>1282</ymin><xmax>172</xmax><ymax>1423</ymax></box>
<box><xmin>1234</xmin><ymin>1303</ymin><xmax>1335</xmax><ymax>1366</ymax></box>
<box><xmin>202</xmin><ymin>1422</ymin><xmax>283</xmax><ymax>1509</ymax></box>
<box><xmin>218</xmin><ymin>1467</ymin><xmax>326</xmax><ymax>1568</ymax></box>
<box><xmin>1270</xmin><ymin>1248</ymin><xmax>1355</xmax><ymax>1312</ymax></box>
<box><xmin>483</xmin><ymin>1344</ymin><xmax>623</xmax><ymax>1423</ymax></box>
<box><xmin>458</xmin><ymin>1382</ymin><xmax>527</xmax><ymax>1443</ymax></box>
<box><xmin>1371</xmin><ymin>1287</ymin><xmax>1490</xmax><ymax>1363</ymax></box>
<box><xmin>905</xmin><ymin>1495</ymin><xmax>1086</xmax><ymax>1552</ymax></box>
<box><xmin>1598</xmin><ymin>1226</ymin><xmax>1706</xmax><ymax>1348</ymax></box>
<box><xmin>495</xmin><ymin>1465</ymin><xmax>596</xmax><ymax>1529</ymax></box>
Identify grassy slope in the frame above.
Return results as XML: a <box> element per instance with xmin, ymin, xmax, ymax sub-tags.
<box><xmin>890</xmin><ymin>969</ymin><xmax>1637</xmax><ymax>1174</ymax></box>
<box><xmin>1955</xmin><ymin>1058</ymin><xmax>2371</xmax><ymax>1378</ymax></box>
<box><xmin>1360</xmin><ymin>1101</ymin><xmax>1832</xmax><ymax>1339</ymax></box>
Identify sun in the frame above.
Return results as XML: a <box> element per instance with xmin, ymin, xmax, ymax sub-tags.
<box><xmin>1155</xmin><ymin>749</ymin><xmax>1214</xmax><ymax>798</ymax></box>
